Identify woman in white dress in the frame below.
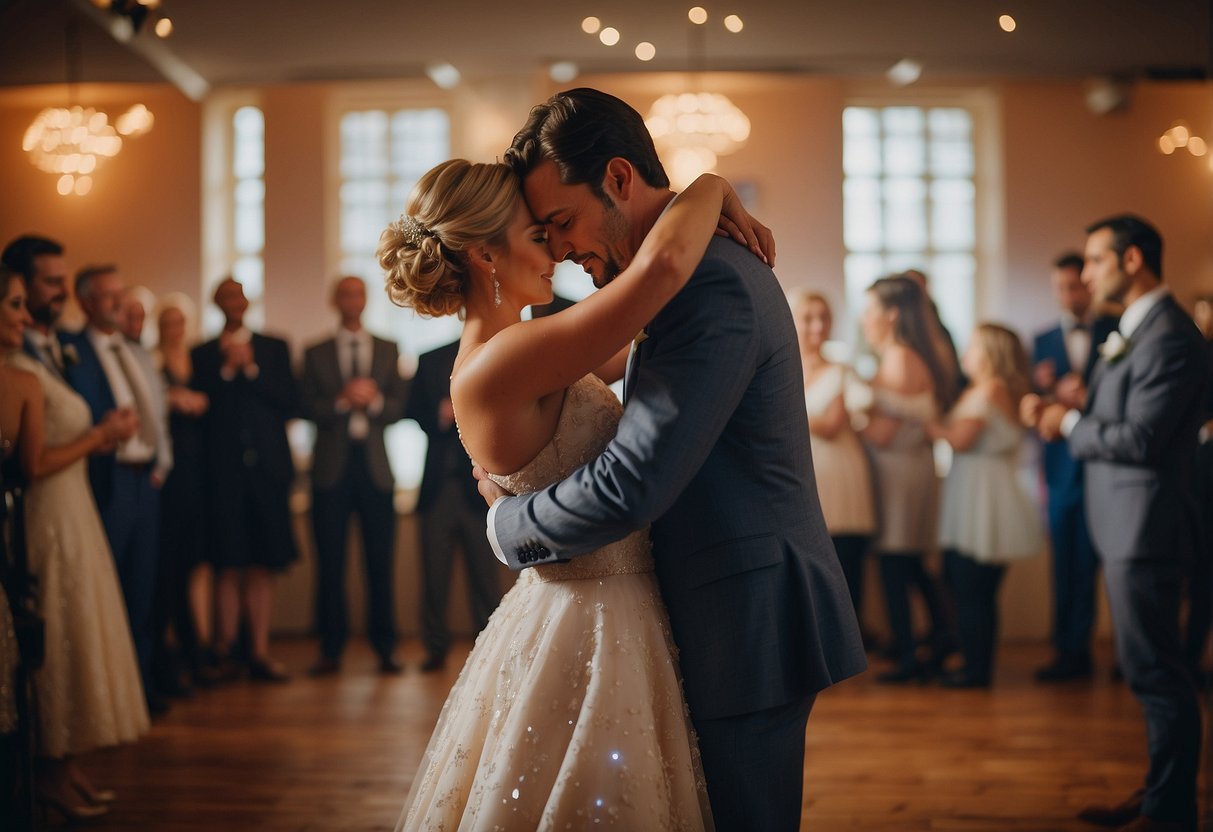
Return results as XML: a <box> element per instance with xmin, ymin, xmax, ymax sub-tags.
<box><xmin>859</xmin><ymin>275</ymin><xmax>958</xmax><ymax>683</ymax></box>
<box><xmin>378</xmin><ymin>159</ymin><xmax>770</xmax><ymax>831</ymax></box>
<box><xmin>0</xmin><ymin>265</ymin><xmax>148</xmax><ymax>821</ymax></box>
<box><xmin>926</xmin><ymin>324</ymin><xmax>1043</xmax><ymax>687</ymax></box>
<box><xmin>790</xmin><ymin>290</ymin><xmax>876</xmax><ymax>635</ymax></box>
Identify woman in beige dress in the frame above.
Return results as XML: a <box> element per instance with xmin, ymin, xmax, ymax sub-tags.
<box><xmin>790</xmin><ymin>290</ymin><xmax>876</xmax><ymax>635</ymax></box>
<box><xmin>859</xmin><ymin>275</ymin><xmax>958</xmax><ymax>683</ymax></box>
<box><xmin>378</xmin><ymin>159</ymin><xmax>770</xmax><ymax>831</ymax></box>
<box><xmin>0</xmin><ymin>265</ymin><xmax>148</xmax><ymax>822</ymax></box>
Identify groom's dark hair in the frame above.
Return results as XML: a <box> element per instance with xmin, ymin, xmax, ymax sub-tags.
<box><xmin>505</xmin><ymin>88</ymin><xmax>670</xmax><ymax>198</ymax></box>
<box><xmin>1085</xmin><ymin>214</ymin><xmax>1164</xmax><ymax>279</ymax></box>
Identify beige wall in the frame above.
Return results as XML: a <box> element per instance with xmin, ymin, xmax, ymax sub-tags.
<box><xmin>2</xmin><ymin>75</ymin><xmax>1209</xmax><ymax>641</ymax></box>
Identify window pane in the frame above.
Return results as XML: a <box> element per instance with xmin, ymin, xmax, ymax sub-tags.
<box><xmin>233</xmin><ymin>107</ymin><xmax>264</xmax><ymax>179</ymax></box>
<box><xmin>843</xmin><ymin>178</ymin><xmax>882</xmax><ymax>252</ymax></box>
<box><xmin>930</xmin><ymin>253</ymin><xmax>976</xmax><ymax>345</ymax></box>
<box><xmin>340</xmin><ymin>111</ymin><xmax>388</xmax><ymax>179</ymax></box>
<box><xmin>843</xmin><ymin>107</ymin><xmax>880</xmax><ymax>137</ymax></box>
<box><xmin>882</xmin><ymin>107</ymin><xmax>923</xmax><ymax>135</ymax></box>
<box><xmin>884</xmin><ymin>178</ymin><xmax>927</xmax><ymax>251</ymax></box>
<box><xmin>928</xmin><ymin>108</ymin><xmax>971</xmax><ymax>139</ymax></box>
<box><xmin>233</xmin><ymin>256</ymin><xmax>263</xmax><ymax>299</ymax></box>
<box><xmin>843</xmin><ymin>134</ymin><xmax>881</xmax><ymax>177</ymax></box>
<box><xmin>931</xmin><ymin>179</ymin><xmax>975</xmax><ymax>251</ymax></box>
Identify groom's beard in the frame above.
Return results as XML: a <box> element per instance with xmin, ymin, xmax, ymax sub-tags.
<box><xmin>592</xmin><ymin>199</ymin><xmax>631</xmax><ymax>288</ymax></box>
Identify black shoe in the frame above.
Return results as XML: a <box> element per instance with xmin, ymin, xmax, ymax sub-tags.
<box><xmin>308</xmin><ymin>657</ymin><xmax>340</xmax><ymax>677</ymax></box>
<box><xmin>419</xmin><ymin>654</ymin><xmax>446</xmax><ymax>673</ymax></box>
<box><xmin>939</xmin><ymin>669</ymin><xmax>990</xmax><ymax>689</ymax></box>
<box><xmin>378</xmin><ymin>656</ymin><xmax>404</xmax><ymax>675</ymax></box>
<box><xmin>1035</xmin><ymin>653</ymin><xmax>1093</xmax><ymax>683</ymax></box>
<box><xmin>247</xmin><ymin>658</ymin><xmax>290</xmax><ymax>684</ymax></box>
<box><xmin>1076</xmin><ymin>787</ymin><xmax>1145</xmax><ymax>827</ymax></box>
<box><xmin>875</xmin><ymin>661</ymin><xmax>929</xmax><ymax>685</ymax></box>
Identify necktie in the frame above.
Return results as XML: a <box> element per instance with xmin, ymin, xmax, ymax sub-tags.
<box><xmin>111</xmin><ymin>342</ymin><xmax>157</xmax><ymax>447</ymax></box>
<box><xmin>349</xmin><ymin>339</ymin><xmax>362</xmax><ymax>379</ymax></box>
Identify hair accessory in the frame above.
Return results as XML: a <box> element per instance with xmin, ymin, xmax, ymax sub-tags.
<box><xmin>398</xmin><ymin>215</ymin><xmax>430</xmax><ymax>247</ymax></box>
<box><xmin>492</xmin><ymin>267</ymin><xmax>501</xmax><ymax>308</ymax></box>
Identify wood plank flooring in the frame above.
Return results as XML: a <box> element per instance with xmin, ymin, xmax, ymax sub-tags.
<box><xmin>71</xmin><ymin>638</ymin><xmax>1205</xmax><ymax>831</ymax></box>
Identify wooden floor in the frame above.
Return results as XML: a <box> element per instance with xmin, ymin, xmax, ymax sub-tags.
<box><xmin>70</xmin><ymin>638</ymin><xmax>1206</xmax><ymax>831</ymax></box>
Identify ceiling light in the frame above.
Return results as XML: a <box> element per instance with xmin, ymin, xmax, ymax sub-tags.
<box><xmin>425</xmin><ymin>62</ymin><xmax>461</xmax><ymax>89</ymax></box>
<box><xmin>998</xmin><ymin>14</ymin><xmax>1016</xmax><ymax>32</ymax></box>
<box><xmin>688</xmin><ymin>7</ymin><xmax>707</xmax><ymax>25</ymax></box>
<box><xmin>723</xmin><ymin>14</ymin><xmax>743</xmax><ymax>33</ymax></box>
<box><xmin>1187</xmin><ymin>136</ymin><xmax>1207</xmax><ymax>156</ymax></box>
<box><xmin>549</xmin><ymin>61</ymin><xmax>579</xmax><ymax>83</ymax></box>
<box><xmin>1158</xmin><ymin>134</ymin><xmax>1176</xmax><ymax>154</ymax></box>
<box><xmin>581</xmin><ymin>16</ymin><xmax>601</xmax><ymax>34</ymax></box>
<box><xmin>635</xmin><ymin>42</ymin><xmax>656</xmax><ymax>61</ymax></box>
<box><xmin>1166</xmin><ymin>123</ymin><xmax>1190</xmax><ymax>147</ymax></box>
<box><xmin>599</xmin><ymin>27</ymin><xmax>620</xmax><ymax>46</ymax></box>
<box><xmin>154</xmin><ymin>17</ymin><xmax>172</xmax><ymax>37</ymax></box>
<box><xmin>887</xmin><ymin>59</ymin><xmax>923</xmax><ymax>87</ymax></box>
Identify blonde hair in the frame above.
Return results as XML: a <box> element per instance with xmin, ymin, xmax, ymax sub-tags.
<box><xmin>378</xmin><ymin>159</ymin><xmax>520</xmax><ymax>318</ymax></box>
<box><xmin>972</xmin><ymin>323</ymin><xmax>1030</xmax><ymax>405</ymax></box>
<box><xmin>788</xmin><ymin>288</ymin><xmax>832</xmax><ymax>317</ymax></box>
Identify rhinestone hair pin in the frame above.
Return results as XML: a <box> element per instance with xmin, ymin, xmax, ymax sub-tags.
<box><xmin>398</xmin><ymin>214</ymin><xmax>430</xmax><ymax>247</ymax></box>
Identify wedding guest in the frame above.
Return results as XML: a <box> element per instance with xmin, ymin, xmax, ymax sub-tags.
<box><xmin>1</xmin><ymin>263</ymin><xmax>147</xmax><ymax>822</ymax></box>
<box><xmin>301</xmin><ymin>276</ymin><xmax>407</xmax><ymax>676</ymax></box>
<box><xmin>1182</xmin><ymin>294</ymin><xmax>1213</xmax><ymax>683</ymax></box>
<box><xmin>62</xmin><ymin>265</ymin><xmax>173</xmax><ymax>715</ymax></box>
<box><xmin>1</xmin><ymin>236</ymin><xmax>71</xmax><ymax>382</ymax></box>
<box><xmin>119</xmin><ymin>285</ymin><xmax>155</xmax><ymax>347</ymax></box>
<box><xmin>152</xmin><ymin>294</ymin><xmax>212</xmax><ymax>690</ymax></box>
<box><xmin>1025</xmin><ymin>215</ymin><xmax>1205</xmax><ymax>830</ymax></box>
<box><xmin>900</xmin><ymin>268</ymin><xmax>963</xmax><ymax>400</ymax></box>
<box><xmin>406</xmin><ymin>339</ymin><xmax>504</xmax><ymax>673</ymax></box>
<box><xmin>859</xmin><ymin>275</ymin><xmax>956</xmax><ymax>683</ymax></box>
<box><xmin>926</xmin><ymin>324</ymin><xmax>1043</xmax><ymax>687</ymax></box>
<box><xmin>192</xmin><ymin>278</ymin><xmax>298</xmax><ymax>682</ymax></box>
<box><xmin>1031</xmin><ymin>252</ymin><xmax>1118</xmax><ymax>682</ymax></box>
<box><xmin>791</xmin><ymin>290</ymin><xmax>876</xmax><ymax>633</ymax></box>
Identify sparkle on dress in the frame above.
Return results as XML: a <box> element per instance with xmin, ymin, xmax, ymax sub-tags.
<box><xmin>398</xmin><ymin>375</ymin><xmax>713</xmax><ymax>831</ymax></box>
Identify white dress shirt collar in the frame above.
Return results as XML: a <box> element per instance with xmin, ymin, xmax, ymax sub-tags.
<box><xmin>1118</xmin><ymin>284</ymin><xmax>1169</xmax><ymax>340</ymax></box>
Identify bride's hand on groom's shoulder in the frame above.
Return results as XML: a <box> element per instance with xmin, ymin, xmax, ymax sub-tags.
<box><xmin>715</xmin><ymin>179</ymin><xmax>776</xmax><ymax>268</ymax></box>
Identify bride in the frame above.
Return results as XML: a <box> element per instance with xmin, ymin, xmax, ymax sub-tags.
<box><xmin>378</xmin><ymin>159</ymin><xmax>770</xmax><ymax>831</ymax></box>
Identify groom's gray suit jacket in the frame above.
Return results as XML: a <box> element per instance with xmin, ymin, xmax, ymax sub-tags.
<box><xmin>491</xmin><ymin>237</ymin><xmax>868</xmax><ymax>721</ymax></box>
<box><xmin>1069</xmin><ymin>294</ymin><xmax>1208</xmax><ymax>564</ymax></box>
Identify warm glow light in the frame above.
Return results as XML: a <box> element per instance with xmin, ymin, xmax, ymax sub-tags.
<box><xmin>1167</xmin><ymin>124</ymin><xmax>1190</xmax><ymax>147</ymax></box>
<box><xmin>57</xmin><ymin>174</ymin><xmax>74</xmax><ymax>196</ymax></box>
<box><xmin>25</xmin><ymin>103</ymin><xmax>151</xmax><ymax>194</ymax></box>
<box><xmin>646</xmin><ymin>91</ymin><xmax>751</xmax><ymax>158</ymax></box>
<box><xmin>75</xmin><ymin>176</ymin><xmax>93</xmax><ymax>196</ymax></box>
<box><xmin>688</xmin><ymin>6</ymin><xmax>708</xmax><ymax>24</ymax></box>
<box><xmin>425</xmin><ymin>62</ymin><xmax>461</xmax><ymax>89</ymax></box>
<box><xmin>668</xmin><ymin>147</ymin><xmax>718</xmax><ymax>190</ymax></box>
<box><xmin>581</xmin><ymin>16</ymin><xmax>601</xmax><ymax>34</ymax></box>
<box><xmin>1188</xmin><ymin>136</ymin><xmax>1207</xmax><ymax>156</ymax></box>
<box><xmin>599</xmin><ymin>27</ymin><xmax>620</xmax><ymax>46</ymax></box>
<box><xmin>887</xmin><ymin>58</ymin><xmax>923</xmax><ymax>87</ymax></box>
<box><xmin>635</xmin><ymin>42</ymin><xmax>656</xmax><ymax>61</ymax></box>
<box><xmin>154</xmin><ymin>17</ymin><xmax>173</xmax><ymax>37</ymax></box>
<box><xmin>1159</xmin><ymin>135</ymin><xmax>1176</xmax><ymax>154</ymax></box>
<box><xmin>723</xmin><ymin>14</ymin><xmax>743</xmax><ymax>33</ymax></box>
<box><xmin>549</xmin><ymin>61</ymin><xmax>579</xmax><ymax>83</ymax></box>
<box><xmin>999</xmin><ymin>14</ymin><xmax>1016</xmax><ymax>32</ymax></box>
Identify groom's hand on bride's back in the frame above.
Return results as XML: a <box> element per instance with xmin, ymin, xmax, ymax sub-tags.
<box><xmin>472</xmin><ymin>464</ymin><xmax>513</xmax><ymax>507</ymax></box>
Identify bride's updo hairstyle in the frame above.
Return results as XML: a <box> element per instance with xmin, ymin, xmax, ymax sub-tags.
<box><xmin>379</xmin><ymin>159</ymin><xmax>520</xmax><ymax>318</ymax></box>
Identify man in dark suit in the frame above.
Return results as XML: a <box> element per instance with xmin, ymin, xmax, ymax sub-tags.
<box><xmin>61</xmin><ymin>265</ymin><xmax>173</xmax><ymax>712</ymax></box>
<box><xmin>407</xmin><ymin>340</ymin><xmax>503</xmax><ymax>672</ymax></box>
<box><xmin>1027</xmin><ymin>216</ymin><xmax>1205</xmax><ymax>832</ymax></box>
<box><xmin>1031</xmin><ymin>252</ymin><xmax>1118</xmax><ymax>682</ymax></box>
<box><xmin>192</xmin><ymin>277</ymin><xmax>299</xmax><ymax>682</ymax></box>
<box><xmin>481</xmin><ymin>88</ymin><xmax>867</xmax><ymax>830</ymax></box>
<box><xmin>1</xmin><ymin>235</ymin><xmax>71</xmax><ymax>381</ymax></box>
<box><xmin>301</xmin><ymin>277</ymin><xmax>407</xmax><ymax>675</ymax></box>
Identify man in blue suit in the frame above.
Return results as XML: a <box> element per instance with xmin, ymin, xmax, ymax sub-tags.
<box><xmin>63</xmin><ymin>264</ymin><xmax>173</xmax><ymax>713</ymax></box>
<box><xmin>479</xmin><ymin>88</ymin><xmax>867</xmax><ymax>831</ymax></box>
<box><xmin>1031</xmin><ymin>252</ymin><xmax>1118</xmax><ymax>682</ymax></box>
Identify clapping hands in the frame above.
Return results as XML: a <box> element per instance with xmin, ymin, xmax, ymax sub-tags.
<box><xmin>95</xmin><ymin>407</ymin><xmax>139</xmax><ymax>453</ymax></box>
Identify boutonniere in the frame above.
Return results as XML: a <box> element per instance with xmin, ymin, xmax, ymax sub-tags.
<box><xmin>61</xmin><ymin>343</ymin><xmax>79</xmax><ymax>369</ymax></box>
<box><xmin>1098</xmin><ymin>331</ymin><xmax>1130</xmax><ymax>363</ymax></box>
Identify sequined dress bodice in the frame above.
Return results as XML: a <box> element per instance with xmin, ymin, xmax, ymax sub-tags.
<box><xmin>484</xmin><ymin>374</ymin><xmax>653</xmax><ymax>582</ymax></box>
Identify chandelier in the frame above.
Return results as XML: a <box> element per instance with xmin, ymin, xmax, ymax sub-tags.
<box><xmin>23</xmin><ymin>104</ymin><xmax>154</xmax><ymax>196</ymax></box>
<box><xmin>643</xmin><ymin>8</ymin><xmax>751</xmax><ymax>189</ymax></box>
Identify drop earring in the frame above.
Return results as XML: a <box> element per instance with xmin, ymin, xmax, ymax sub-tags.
<box><xmin>492</xmin><ymin>267</ymin><xmax>501</xmax><ymax>308</ymax></box>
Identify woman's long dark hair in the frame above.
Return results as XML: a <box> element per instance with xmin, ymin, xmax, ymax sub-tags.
<box><xmin>868</xmin><ymin>275</ymin><xmax>958</xmax><ymax>411</ymax></box>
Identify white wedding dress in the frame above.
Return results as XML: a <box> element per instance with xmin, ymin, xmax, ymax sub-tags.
<box><xmin>397</xmin><ymin>374</ymin><xmax>713</xmax><ymax>831</ymax></box>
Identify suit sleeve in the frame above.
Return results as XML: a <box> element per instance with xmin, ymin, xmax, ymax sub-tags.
<box><xmin>247</xmin><ymin>338</ymin><xmax>300</xmax><ymax>419</ymax></box>
<box><xmin>372</xmin><ymin>341</ymin><xmax>408</xmax><ymax>426</ymax></box>
<box><xmin>490</xmin><ymin>259</ymin><xmax>759</xmax><ymax>570</ymax></box>
<box><xmin>404</xmin><ymin>355</ymin><xmax>439</xmax><ymax>436</ymax></box>
<box><xmin>1069</xmin><ymin>331</ymin><xmax>1200</xmax><ymax>465</ymax></box>
<box><xmin>300</xmin><ymin>347</ymin><xmax>342</xmax><ymax>426</ymax></box>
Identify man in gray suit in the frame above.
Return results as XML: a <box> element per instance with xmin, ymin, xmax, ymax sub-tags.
<box><xmin>301</xmin><ymin>276</ymin><xmax>407</xmax><ymax>675</ymax></box>
<box><xmin>1027</xmin><ymin>215</ymin><xmax>1205</xmax><ymax>832</ymax></box>
<box><xmin>478</xmin><ymin>88</ymin><xmax>867</xmax><ymax>830</ymax></box>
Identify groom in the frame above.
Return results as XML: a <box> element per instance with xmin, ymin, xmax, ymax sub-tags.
<box><xmin>476</xmin><ymin>88</ymin><xmax>867</xmax><ymax>830</ymax></box>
